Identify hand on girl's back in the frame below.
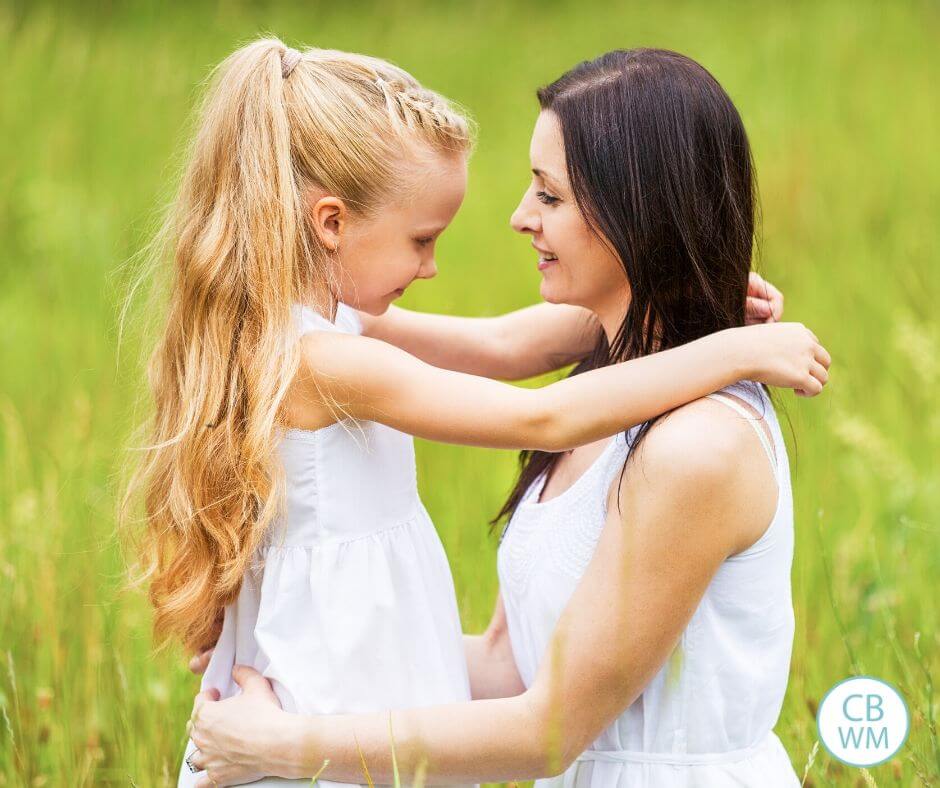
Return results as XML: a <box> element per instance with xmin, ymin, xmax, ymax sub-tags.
<box><xmin>189</xmin><ymin>647</ymin><xmax>214</xmax><ymax>676</ymax></box>
<box><xmin>189</xmin><ymin>609</ymin><xmax>223</xmax><ymax>675</ymax></box>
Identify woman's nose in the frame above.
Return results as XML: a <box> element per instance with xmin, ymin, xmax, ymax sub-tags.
<box><xmin>510</xmin><ymin>195</ymin><xmax>539</xmax><ymax>235</ymax></box>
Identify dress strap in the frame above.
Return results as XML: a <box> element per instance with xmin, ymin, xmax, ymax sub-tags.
<box><xmin>704</xmin><ymin>392</ymin><xmax>777</xmax><ymax>476</ymax></box>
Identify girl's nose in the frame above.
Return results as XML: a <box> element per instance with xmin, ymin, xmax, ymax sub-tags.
<box><xmin>416</xmin><ymin>257</ymin><xmax>437</xmax><ymax>280</ymax></box>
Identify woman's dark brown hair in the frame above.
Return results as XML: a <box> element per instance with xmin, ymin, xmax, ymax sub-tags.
<box><xmin>492</xmin><ymin>48</ymin><xmax>770</xmax><ymax>533</ymax></box>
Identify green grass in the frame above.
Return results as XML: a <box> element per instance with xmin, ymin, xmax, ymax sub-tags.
<box><xmin>0</xmin><ymin>0</ymin><xmax>937</xmax><ymax>785</ymax></box>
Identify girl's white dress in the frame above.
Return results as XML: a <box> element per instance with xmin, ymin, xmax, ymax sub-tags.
<box><xmin>497</xmin><ymin>381</ymin><xmax>801</xmax><ymax>787</ymax></box>
<box><xmin>179</xmin><ymin>302</ymin><xmax>474</xmax><ymax>788</ymax></box>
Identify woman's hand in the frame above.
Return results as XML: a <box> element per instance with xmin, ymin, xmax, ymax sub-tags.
<box><xmin>189</xmin><ymin>609</ymin><xmax>223</xmax><ymax>675</ymax></box>
<box><xmin>189</xmin><ymin>646</ymin><xmax>214</xmax><ymax>675</ymax></box>
<box><xmin>187</xmin><ymin>665</ymin><xmax>298</xmax><ymax>787</ymax></box>
<box><xmin>734</xmin><ymin>321</ymin><xmax>831</xmax><ymax>396</ymax></box>
<box><xmin>745</xmin><ymin>272</ymin><xmax>784</xmax><ymax>324</ymax></box>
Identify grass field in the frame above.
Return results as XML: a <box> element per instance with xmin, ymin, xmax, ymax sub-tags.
<box><xmin>0</xmin><ymin>0</ymin><xmax>937</xmax><ymax>785</ymax></box>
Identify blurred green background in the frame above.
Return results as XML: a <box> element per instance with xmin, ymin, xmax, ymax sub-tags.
<box><xmin>0</xmin><ymin>0</ymin><xmax>937</xmax><ymax>785</ymax></box>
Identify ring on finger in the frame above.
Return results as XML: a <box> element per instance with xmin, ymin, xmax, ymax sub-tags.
<box><xmin>185</xmin><ymin>747</ymin><xmax>201</xmax><ymax>773</ymax></box>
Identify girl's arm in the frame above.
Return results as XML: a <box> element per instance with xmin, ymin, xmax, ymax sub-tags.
<box><xmin>188</xmin><ymin>397</ymin><xmax>773</xmax><ymax>785</ymax></box>
<box><xmin>292</xmin><ymin>321</ymin><xmax>828</xmax><ymax>452</ymax></box>
<box><xmin>358</xmin><ymin>301</ymin><xmax>599</xmax><ymax>380</ymax></box>
<box><xmin>464</xmin><ymin>593</ymin><xmax>526</xmax><ymax>700</ymax></box>
<box><xmin>356</xmin><ymin>272</ymin><xmax>784</xmax><ymax>380</ymax></box>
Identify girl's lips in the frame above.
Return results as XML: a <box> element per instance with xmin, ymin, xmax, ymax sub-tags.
<box><xmin>537</xmin><ymin>259</ymin><xmax>558</xmax><ymax>271</ymax></box>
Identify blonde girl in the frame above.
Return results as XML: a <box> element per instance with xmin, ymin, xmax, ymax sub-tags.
<box><xmin>119</xmin><ymin>36</ymin><xmax>828</xmax><ymax>787</ymax></box>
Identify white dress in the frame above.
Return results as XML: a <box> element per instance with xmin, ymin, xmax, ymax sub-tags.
<box><xmin>179</xmin><ymin>302</ymin><xmax>474</xmax><ymax>788</ymax></box>
<box><xmin>496</xmin><ymin>381</ymin><xmax>801</xmax><ymax>787</ymax></box>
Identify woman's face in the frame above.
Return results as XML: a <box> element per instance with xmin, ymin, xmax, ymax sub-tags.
<box><xmin>511</xmin><ymin>110</ymin><xmax>628</xmax><ymax>313</ymax></box>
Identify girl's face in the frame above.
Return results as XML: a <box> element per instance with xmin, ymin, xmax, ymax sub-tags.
<box><xmin>510</xmin><ymin>111</ymin><xmax>627</xmax><ymax>312</ymax></box>
<box><xmin>310</xmin><ymin>151</ymin><xmax>468</xmax><ymax>315</ymax></box>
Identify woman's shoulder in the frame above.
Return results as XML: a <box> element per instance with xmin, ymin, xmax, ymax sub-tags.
<box><xmin>632</xmin><ymin>390</ymin><xmax>768</xmax><ymax>473</ymax></box>
<box><xmin>621</xmin><ymin>387</ymin><xmax>779</xmax><ymax>547</ymax></box>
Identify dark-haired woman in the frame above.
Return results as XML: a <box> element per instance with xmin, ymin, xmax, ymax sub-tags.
<box><xmin>186</xmin><ymin>49</ymin><xmax>819</xmax><ymax>788</ymax></box>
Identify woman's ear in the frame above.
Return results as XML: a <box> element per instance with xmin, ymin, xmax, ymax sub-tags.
<box><xmin>307</xmin><ymin>191</ymin><xmax>347</xmax><ymax>251</ymax></box>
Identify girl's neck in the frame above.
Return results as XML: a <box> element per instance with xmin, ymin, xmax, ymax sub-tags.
<box><xmin>301</xmin><ymin>285</ymin><xmax>339</xmax><ymax>323</ymax></box>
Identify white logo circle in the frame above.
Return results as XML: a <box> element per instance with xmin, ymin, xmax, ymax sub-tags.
<box><xmin>816</xmin><ymin>676</ymin><xmax>909</xmax><ymax>767</ymax></box>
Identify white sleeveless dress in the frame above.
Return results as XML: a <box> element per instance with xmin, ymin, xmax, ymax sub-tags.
<box><xmin>496</xmin><ymin>381</ymin><xmax>801</xmax><ymax>787</ymax></box>
<box><xmin>179</xmin><ymin>302</ymin><xmax>474</xmax><ymax>788</ymax></box>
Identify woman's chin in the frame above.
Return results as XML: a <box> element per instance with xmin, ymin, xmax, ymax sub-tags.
<box><xmin>539</xmin><ymin>279</ymin><xmax>568</xmax><ymax>305</ymax></box>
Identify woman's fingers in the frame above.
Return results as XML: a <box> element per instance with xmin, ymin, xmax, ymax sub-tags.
<box><xmin>230</xmin><ymin>664</ymin><xmax>281</xmax><ymax>704</ymax></box>
<box><xmin>190</xmin><ymin>687</ymin><xmax>220</xmax><ymax>724</ymax></box>
<box><xmin>190</xmin><ymin>647</ymin><xmax>215</xmax><ymax>675</ymax></box>
<box><xmin>188</xmin><ymin>747</ymin><xmax>207</xmax><ymax>771</ymax></box>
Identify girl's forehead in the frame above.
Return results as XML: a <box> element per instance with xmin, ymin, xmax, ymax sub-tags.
<box><xmin>405</xmin><ymin>154</ymin><xmax>467</xmax><ymax>220</ymax></box>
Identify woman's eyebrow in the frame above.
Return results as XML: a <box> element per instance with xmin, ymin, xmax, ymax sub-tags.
<box><xmin>532</xmin><ymin>168</ymin><xmax>563</xmax><ymax>190</ymax></box>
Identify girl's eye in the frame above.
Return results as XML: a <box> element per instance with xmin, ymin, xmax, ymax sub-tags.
<box><xmin>415</xmin><ymin>236</ymin><xmax>434</xmax><ymax>247</ymax></box>
<box><xmin>536</xmin><ymin>190</ymin><xmax>560</xmax><ymax>205</ymax></box>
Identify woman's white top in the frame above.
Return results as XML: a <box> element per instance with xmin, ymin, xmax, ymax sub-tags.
<box><xmin>496</xmin><ymin>381</ymin><xmax>801</xmax><ymax>788</ymax></box>
<box><xmin>179</xmin><ymin>302</ymin><xmax>473</xmax><ymax>788</ymax></box>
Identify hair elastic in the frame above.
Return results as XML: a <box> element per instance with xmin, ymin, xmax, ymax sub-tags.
<box><xmin>281</xmin><ymin>48</ymin><xmax>302</xmax><ymax>79</ymax></box>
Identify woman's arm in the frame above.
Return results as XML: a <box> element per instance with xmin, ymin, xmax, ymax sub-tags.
<box><xmin>294</xmin><ymin>321</ymin><xmax>827</xmax><ymax>452</ymax></box>
<box><xmin>187</xmin><ymin>399</ymin><xmax>773</xmax><ymax>786</ymax></box>
<box><xmin>464</xmin><ymin>592</ymin><xmax>526</xmax><ymax>700</ymax></box>
<box><xmin>356</xmin><ymin>272</ymin><xmax>785</xmax><ymax>380</ymax></box>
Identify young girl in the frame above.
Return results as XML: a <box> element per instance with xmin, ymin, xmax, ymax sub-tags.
<box><xmin>120</xmin><ymin>38</ymin><xmax>827</xmax><ymax>786</ymax></box>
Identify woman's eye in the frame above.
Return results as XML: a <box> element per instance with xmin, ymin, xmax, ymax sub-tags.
<box><xmin>414</xmin><ymin>236</ymin><xmax>435</xmax><ymax>247</ymax></box>
<box><xmin>536</xmin><ymin>190</ymin><xmax>560</xmax><ymax>205</ymax></box>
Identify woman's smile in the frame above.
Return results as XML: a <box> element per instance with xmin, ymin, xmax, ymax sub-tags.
<box><xmin>533</xmin><ymin>243</ymin><xmax>559</xmax><ymax>271</ymax></box>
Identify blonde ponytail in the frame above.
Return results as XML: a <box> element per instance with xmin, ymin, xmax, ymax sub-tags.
<box><xmin>120</xmin><ymin>37</ymin><xmax>472</xmax><ymax>654</ymax></box>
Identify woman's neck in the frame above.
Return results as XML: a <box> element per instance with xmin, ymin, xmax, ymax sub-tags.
<box><xmin>592</xmin><ymin>290</ymin><xmax>662</xmax><ymax>355</ymax></box>
<box><xmin>593</xmin><ymin>286</ymin><xmax>630</xmax><ymax>348</ymax></box>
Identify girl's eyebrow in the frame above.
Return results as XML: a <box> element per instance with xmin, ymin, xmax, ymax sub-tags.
<box><xmin>414</xmin><ymin>223</ymin><xmax>447</xmax><ymax>236</ymax></box>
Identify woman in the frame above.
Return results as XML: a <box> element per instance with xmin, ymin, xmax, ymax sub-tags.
<box><xmin>186</xmin><ymin>48</ymin><xmax>822</xmax><ymax>787</ymax></box>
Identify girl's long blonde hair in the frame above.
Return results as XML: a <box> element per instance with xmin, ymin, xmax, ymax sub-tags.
<box><xmin>119</xmin><ymin>36</ymin><xmax>472</xmax><ymax>654</ymax></box>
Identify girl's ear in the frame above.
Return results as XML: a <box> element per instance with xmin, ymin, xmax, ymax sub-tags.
<box><xmin>307</xmin><ymin>192</ymin><xmax>347</xmax><ymax>251</ymax></box>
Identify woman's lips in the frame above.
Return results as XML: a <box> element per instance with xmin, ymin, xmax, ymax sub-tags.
<box><xmin>537</xmin><ymin>258</ymin><xmax>558</xmax><ymax>271</ymax></box>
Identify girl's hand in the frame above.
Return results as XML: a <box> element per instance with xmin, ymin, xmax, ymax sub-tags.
<box><xmin>745</xmin><ymin>272</ymin><xmax>784</xmax><ymax>324</ymax></box>
<box><xmin>735</xmin><ymin>322</ymin><xmax>831</xmax><ymax>396</ymax></box>
<box><xmin>187</xmin><ymin>665</ymin><xmax>297</xmax><ymax>786</ymax></box>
